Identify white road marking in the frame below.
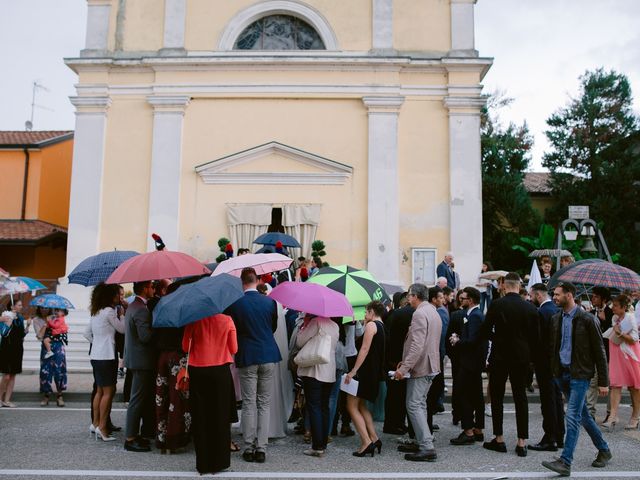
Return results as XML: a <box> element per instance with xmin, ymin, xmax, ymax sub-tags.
<box><xmin>0</xmin><ymin>407</ymin><xmax>126</xmax><ymax>412</ymax></box>
<box><xmin>1</xmin><ymin>470</ymin><xmax>640</xmax><ymax>478</ymax></box>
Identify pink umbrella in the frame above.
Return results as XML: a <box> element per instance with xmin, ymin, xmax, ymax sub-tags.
<box><xmin>269</xmin><ymin>281</ymin><xmax>353</xmax><ymax>318</ymax></box>
<box><xmin>212</xmin><ymin>253</ymin><xmax>293</xmax><ymax>277</ymax></box>
<box><xmin>106</xmin><ymin>250</ymin><xmax>211</xmax><ymax>284</ymax></box>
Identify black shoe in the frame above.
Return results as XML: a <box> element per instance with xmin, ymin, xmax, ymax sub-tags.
<box><xmin>450</xmin><ymin>432</ymin><xmax>475</xmax><ymax>445</ymax></box>
<box><xmin>452</xmin><ymin>418</ymin><xmax>460</xmax><ymax>426</ymax></box>
<box><xmin>515</xmin><ymin>445</ymin><xmax>528</xmax><ymax>457</ymax></box>
<box><xmin>542</xmin><ymin>458</ymin><xmax>571</xmax><ymax>476</ymax></box>
<box><xmin>483</xmin><ymin>438</ymin><xmax>507</xmax><ymax>453</ymax></box>
<box><xmin>430</xmin><ymin>423</ymin><xmax>440</xmax><ymax>431</ymax></box>
<box><xmin>108</xmin><ymin>423</ymin><xmax>122</xmax><ymax>432</ymax></box>
<box><xmin>557</xmin><ymin>441</ymin><xmax>564</xmax><ymax>449</ymax></box>
<box><xmin>473</xmin><ymin>433</ymin><xmax>484</xmax><ymax>442</ymax></box>
<box><xmin>254</xmin><ymin>451</ymin><xmax>266</xmax><ymax>463</ymax></box>
<box><xmin>242</xmin><ymin>449</ymin><xmax>255</xmax><ymax>462</ymax></box>
<box><xmin>352</xmin><ymin>443</ymin><xmax>375</xmax><ymax>457</ymax></box>
<box><xmin>592</xmin><ymin>449</ymin><xmax>612</xmax><ymax>468</ymax></box>
<box><xmin>383</xmin><ymin>426</ymin><xmax>407</xmax><ymax>435</ymax></box>
<box><xmin>124</xmin><ymin>439</ymin><xmax>151</xmax><ymax>452</ymax></box>
<box><xmin>397</xmin><ymin>443</ymin><xmax>420</xmax><ymax>453</ymax></box>
<box><xmin>436</xmin><ymin>405</ymin><xmax>445</xmax><ymax>413</ymax></box>
<box><xmin>404</xmin><ymin>449</ymin><xmax>437</xmax><ymax>462</ymax></box>
<box><xmin>527</xmin><ymin>384</ymin><xmax>535</xmax><ymax>393</ymax></box>
<box><xmin>374</xmin><ymin>439</ymin><xmax>382</xmax><ymax>453</ymax></box>
<box><xmin>136</xmin><ymin>436</ymin><xmax>151</xmax><ymax>446</ymax></box>
<box><xmin>340</xmin><ymin>425</ymin><xmax>356</xmax><ymax>437</ymax></box>
<box><xmin>529</xmin><ymin>440</ymin><xmax>557</xmax><ymax>452</ymax></box>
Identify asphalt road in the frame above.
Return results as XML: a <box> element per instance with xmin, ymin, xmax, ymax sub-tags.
<box><xmin>1</xmin><ymin>401</ymin><xmax>639</xmax><ymax>479</ymax></box>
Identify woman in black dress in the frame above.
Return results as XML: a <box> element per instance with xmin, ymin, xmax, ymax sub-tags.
<box><xmin>344</xmin><ymin>300</ymin><xmax>386</xmax><ymax>457</ymax></box>
<box><xmin>0</xmin><ymin>300</ymin><xmax>28</xmax><ymax>407</ymax></box>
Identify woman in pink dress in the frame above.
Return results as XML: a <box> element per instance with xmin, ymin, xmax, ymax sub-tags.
<box><xmin>605</xmin><ymin>294</ymin><xmax>640</xmax><ymax>430</ymax></box>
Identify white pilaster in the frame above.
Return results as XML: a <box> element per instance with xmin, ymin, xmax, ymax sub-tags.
<box><xmin>450</xmin><ymin>0</ymin><xmax>477</xmax><ymax>56</ymax></box>
<box><xmin>82</xmin><ymin>0</ymin><xmax>111</xmax><ymax>55</ymax></box>
<box><xmin>146</xmin><ymin>95</ymin><xmax>190</xmax><ymax>252</ymax></box>
<box><xmin>59</xmin><ymin>95</ymin><xmax>111</xmax><ymax>309</ymax></box>
<box><xmin>161</xmin><ymin>0</ymin><xmax>187</xmax><ymax>54</ymax></box>
<box><xmin>444</xmin><ymin>95</ymin><xmax>485</xmax><ymax>287</ymax></box>
<box><xmin>371</xmin><ymin>0</ymin><xmax>394</xmax><ymax>53</ymax></box>
<box><xmin>363</xmin><ymin>96</ymin><xmax>404</xmax><ymax>285</ymax></box>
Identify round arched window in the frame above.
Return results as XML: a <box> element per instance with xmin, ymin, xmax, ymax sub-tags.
<box><xmin>234</xmin><ymin>15</ymin><xmax>325</xmax><ymax>50</ymax></box>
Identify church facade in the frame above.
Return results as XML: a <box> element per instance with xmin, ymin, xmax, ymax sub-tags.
<box><xmin>62</xmin><ymin>0</ymin><xmax>491</xmax><ymax>306</ymax></box>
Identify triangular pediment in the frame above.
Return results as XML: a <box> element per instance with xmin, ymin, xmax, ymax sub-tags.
<box><xmin>195</xmin><ymin>141</ymin><xmax>353</xmax><ymax>185</ymax></box>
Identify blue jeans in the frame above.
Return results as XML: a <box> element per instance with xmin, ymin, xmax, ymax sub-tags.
<box><xmin>302</xmin><ymin>376</ymin><xmax>333</xmax><ymax>451</ymax></box>
<box><xmin>555</xmin><ymin>370</ymin><xmax>609</xmax><ymax>466</ymax></box>
<box><xmin>328</xmin><ymin>370</ymin><xmax>343</xmax><ymax>432</ymax></box>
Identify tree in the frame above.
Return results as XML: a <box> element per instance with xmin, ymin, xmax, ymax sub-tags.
<box><xmin>482</xmin><ymin>92</ymin><xmax>540</xmax><ymax>271</ymax></box>
<box><xmin>543</xmin><ymin>68</ymin><xmax>640</xmax><ymax>271</ymax></box>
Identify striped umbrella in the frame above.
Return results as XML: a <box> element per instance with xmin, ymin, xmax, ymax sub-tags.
<box><xmin>557</xmin><ymin>262</ymin><xmax>640</xmax><ymax>291</ymax></box>
<box><xmin>308</xmin><ymin>265</ymin><xmax>390</xmax><ymax>322</ymax></box>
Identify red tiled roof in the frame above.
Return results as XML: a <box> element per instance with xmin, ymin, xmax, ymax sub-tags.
<box><xmin>0</xmin><ymin>131</ymin><xmax>73</xmax><ymax>146</ymax></box>
<box><xmin>523</xmin><ymin>172</ymin><xmax>552</xmax><ymax>194</ymax></box>
<box><xmin>0</xmin><ymin>220</ymin><xmax>67</xmax><ymax>244</ymax></box>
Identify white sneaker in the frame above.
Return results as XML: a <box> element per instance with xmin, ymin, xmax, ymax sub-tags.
<box><xmin>44</xmin><ymin>351</ymin><xmax>54</xmax><ymax>359</ymax></box>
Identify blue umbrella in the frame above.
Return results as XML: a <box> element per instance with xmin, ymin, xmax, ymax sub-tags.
<box><xmin>152</xmin><ymin>273</ymin><xmax>244</xmax><ymax>328</ymax></box>
<box><xmin>16</xmin><ymin>277</ymin><xmax>46</xmax><ymax>291</ymax></box>
<box><xmin>253</xmin><ymin>232</ymin><xmax>301</xmax><ymax>248</ymax></box>
<box><xmin>30</xmin><ymin>294</ymin><xmax>74</xmax><ymax>309</ymax></box>
<box><xmin>255</xmin><ymin>245</ymin><xmax>290</xmax><ymax>256</ymax></box>
<box><xmin>68</xmin><ymin>250</ymin><xmax>139</xmax><ymax>286</ymax></box>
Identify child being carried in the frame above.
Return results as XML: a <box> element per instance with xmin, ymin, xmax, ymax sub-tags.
<box><xmin>43</xmin><ymin>309</ymin><xmax>69</xmax><ymax>359</ymax></box>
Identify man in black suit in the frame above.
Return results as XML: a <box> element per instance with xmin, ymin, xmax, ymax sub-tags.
<box><xmin>445</xmin><ymin>290</ymin><xmax>466</xmax><ymax>425</ymax></box>
<box><xmin>450</xmin><ymin>287</ymin><xmax>487</xmax><ymax>445</ymax></box>
<box><xmin>529</xmin><ymin>283</ymin><xmax>565</xmax><ymax>452</ymax></box>
<box><xmin>480</xmin><ymin>272</ymin><xmax>538</xmax><ymax>457</ymax></box>
<box><xmin>383</xmin><ymin>294</ymin><xmax>414</xmax><ymax>434</ymax></box>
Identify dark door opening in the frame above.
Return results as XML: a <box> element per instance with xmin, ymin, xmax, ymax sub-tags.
<box><xmin>267</xmin><ymin>207</ymin><xmax>285</xmax><ymax>233</ymax></box>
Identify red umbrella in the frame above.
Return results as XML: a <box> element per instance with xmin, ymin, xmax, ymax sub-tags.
<box><xmin>106</xmin><ymin>250</ymin><xmax>211</xmax><ymax>284</ymax></box>
<box><xmin>558</xmin><ymin>262</ymin><xmax>640</xmax><ymax>291</ymax></box>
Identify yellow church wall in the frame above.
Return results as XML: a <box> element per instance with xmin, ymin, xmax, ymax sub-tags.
<box><xmin>121</xmin><ymin>0</ymin><xmax>164</xmax><ymax>51</ymax></box>
<box><xmin>394</xmin><ymin>0</ymin><xmax>451</xmax><ymax>53</ymax></box>
<box><xmin>98</xmin><ymin>97</ymin><xmax>154</xmax><ymax>253</ymax></box>
<box><xmin>179</xmin><ymin>97</ymin><xmax>369</xmax><ymax>266</ymax></box>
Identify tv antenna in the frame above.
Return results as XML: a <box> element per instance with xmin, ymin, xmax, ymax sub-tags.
<box><xmin>25</xmin><ymin>81</ymin><xmax>53</xmax><ymax>131</ymax></box>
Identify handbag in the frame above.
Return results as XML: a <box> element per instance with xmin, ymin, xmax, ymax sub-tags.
<box><xmin>294</xmin><ymin>323</ymin><xmax>332</xmax><ymax>367</ymax></box>
<box><xmin>175</xmin><ymin>339</ymin><xmax>191</xmax><ymax>392</ymax></box>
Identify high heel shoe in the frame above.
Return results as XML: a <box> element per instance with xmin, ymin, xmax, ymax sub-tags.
<box><xmin>624</xmin><ymin>417</ymin><xmax>639</xmax><ymax>430</ymax></box>
<box><xmin>95</xmin><ymin>427</ymin><xmax>117</xmax><ymax>442</ymax></box>
<box><xmin>89</xmin><ymin>424</ymin><xmax>96</xmax><ymax>435</ymax></box>
<box><xmin>352</xmin><ymin>443</ymin><xmax>376</xmax><ymax>457</ymax></box>
<box><xmin>600</xmin><ymin>417</ymin><xmax>618</xmax><ymax>432</ymax></box>
<box><xmin>374</xmin><ymin>438</ymin><xmax>382</xmax><ymax>453</ymax></box>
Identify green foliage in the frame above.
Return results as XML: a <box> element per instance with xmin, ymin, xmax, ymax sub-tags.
<box><xmin>215</xmin><ymin>253</ymin><xmax>227</xmax><ymax>263</ymax></box>
<box><xmin>217</xmin><ymin>237</ymin><xmax>231</xmax><ymax>251</ymax></box>
<box><xmin>311</xmin><ymin>240</ymin><xmax>329</xmax><ymax>267</ymax></box>
<box><xmin>512</xmin><ymin>224</ymin><xmax>556</xmax><ymax>255</ymax></box>
<box><xmin>543</xmin><ymin>68</ymin><xmax>640</xmax><ymax>271</ymax></box>
<box><xmin>481</xmin><ymin>91</ymin><xmax>541</xmax><ymax>271</ymax></box>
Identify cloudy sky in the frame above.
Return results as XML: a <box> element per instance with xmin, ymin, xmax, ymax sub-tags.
<box><xmin>1</xmin><ymin>0</ymin><xmax>638</xmax><ymax>170</ymax></box>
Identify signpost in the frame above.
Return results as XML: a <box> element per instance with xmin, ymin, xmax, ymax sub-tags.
<box><xmin>568</xmin><ymin>206</ymin><xmax>589</xmax><ymax>219</ymax></box>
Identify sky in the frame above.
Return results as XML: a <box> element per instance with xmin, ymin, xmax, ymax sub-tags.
<box><xmin>0</xmin><ymin>0</ymin><xmax>639</xmax><ymax>171</ymax></box>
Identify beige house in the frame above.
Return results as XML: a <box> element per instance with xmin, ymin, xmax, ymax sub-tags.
<box><xmin>61</xmin><ymin>0</ymin><xmax>492</xmax><ymax>307</ymax></box>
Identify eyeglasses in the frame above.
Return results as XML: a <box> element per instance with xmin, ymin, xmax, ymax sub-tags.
<box><xmin>459</xmin><ymin>296</ymin><xmax>468</xmax><ymax>300</ymax></box>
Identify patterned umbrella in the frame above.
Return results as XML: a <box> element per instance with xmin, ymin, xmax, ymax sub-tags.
<box><xmin>0</xmin><ymin>277</ymin><xmax>30</xmax><ymax>295</ymax></box>
<box><xmin>253</xmin><ymin>232</ymin><xmax>301</xmax><ymax>248</ymax></box>
<box><xmin>68</xmin><ymin>250</ymin><xmax>140</xmax><ymax>286</ymax></box>
<box><xmin>30</xmin><ymin>294</ymin><xmax>74</xmax><ymax>310</ymax></box>
<box><xmin>557</xmin><ymin>262</ymin><xmax>640</xmax><ymax>291</ymax></box>
<box><xmin>16</xmin><ymin>277</ymin><xmax>46</xmax><ymax>291</ymax></box>
<box><xmin>308</xmin><ymin>265</ymin><xmax>390</xmax><ymax>321</ymax></box>
<box><xmin>529</xmin><ymin>249</ymin><xmax>572</xmax><ymax>258</ymax></box>
<box><xmin>547</xmin><ymin>258</ymin><xmax>606</xmax><ymax>290</ymax></box>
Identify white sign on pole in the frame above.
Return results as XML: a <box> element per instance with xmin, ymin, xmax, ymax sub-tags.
<box><xmin>568</xmin><ymin>206</ymin><xmax>589</xmax><ymax>219</ymax></box>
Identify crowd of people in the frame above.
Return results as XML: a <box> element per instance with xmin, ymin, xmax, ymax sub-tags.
<box><xmin>1</xmin><ymin>251</ymin><xmax>640</xmax><ymax>477</ymax></box>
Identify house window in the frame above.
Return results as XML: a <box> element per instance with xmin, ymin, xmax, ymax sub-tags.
<box><xmin>234</xmin><ymin>15</ymin><xmax>325</xmax><ymax>50</ymax></box>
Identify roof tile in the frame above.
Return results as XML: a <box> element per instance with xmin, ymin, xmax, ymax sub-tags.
<box><xmin>0</xmin><ymin>131</ymin><xmax>73</xmax><ymax>146</ymax></box>
<box><xmin>0</xmin><ymin>220</ymin><xmax>67</xmax><ymax>242</ymax></box>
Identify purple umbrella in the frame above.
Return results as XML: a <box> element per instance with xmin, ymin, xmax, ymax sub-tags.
<box><xmin>269</xmin><ymin>281</ymin><xmax>354</xmax><ymax>318</ymax></box>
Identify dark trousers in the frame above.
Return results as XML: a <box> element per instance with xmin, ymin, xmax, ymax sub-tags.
<box><xmin>303</xmin><ymin>376</ymin><xmax>332</xmax><ymax>451</ymax></box>
<box><xmin>426</xmin><ymin>359</ymin><xmax>445</xmax><ymax>429</ymax></box>
<box><xmin>125</xmin><ymin>369</ymin><xmax>155</xmax><ymax>439</ymax></box>
<box><xmin>123</xmin><ymin>369</ymin><xmax>132</xmax><ymax>402</ymax></box>
<box><xmin>489</xmin><ymin>362</ymin><xmax>529</xmax><ymax>439</ymax></box>
<box><xmin>450</xmin><ymin>358</ymin><xmax>461</xmax><ymax>422</ymax></box>
<box><xmin>190</xmin><ymin>365</ymin><xmax>232</xmax><ymax>474</ymax></box>
<box><xmin>536</xmin><ymin>364</ymin><xmax>565</xmax><ymax>443</ymax></box>
<box><xmin>459</xmin><ymin>367</ymin><xmax>485</xmax><ymax>431</ymax></box>
<box><xmin>383</xmin><ymin>377</ymin><xmax>408</xmax><ymax>431</ymax></box>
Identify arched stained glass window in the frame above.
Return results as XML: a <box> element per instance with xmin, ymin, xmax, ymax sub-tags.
<box><xmin>234</xmin><ymin>15</ymin><xmax>325</xmax><ymax>50</ymax></box>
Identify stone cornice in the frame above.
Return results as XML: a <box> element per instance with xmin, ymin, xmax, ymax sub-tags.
<box><xmin>69</xmin><ymin>96</ymin><xmax>112</xmax><ymax>114</ymax></box>
<box><xmin>147</xmin><ymin>95</ymin><xmax>191</xmax><ymax>114</ymax></box>
<box><xmin>443</xmin><ymin>96</ymin><xmax>486</xmax><ymax>112</ymax></box>
<box><xmin>362</xmin><ymin>96</ymin><xmax>405</xmax><ymax>113</ymax></box>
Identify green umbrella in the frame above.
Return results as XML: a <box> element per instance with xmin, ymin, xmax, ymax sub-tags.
<box><xmin>308</xmin><ymin>265</ymin><xmax>390</xmax><ymax>322</ymax></box>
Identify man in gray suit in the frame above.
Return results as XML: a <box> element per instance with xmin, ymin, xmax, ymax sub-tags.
<box><xmin>124</xmin><ymin>281</ymin><xmax>156</xmax><ymax>452</ymax></box>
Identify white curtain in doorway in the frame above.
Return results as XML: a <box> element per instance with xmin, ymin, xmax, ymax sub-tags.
<box><xmin>282</xmin><ymin>204</ymin><xmax>321</xmax><ymax>260</ymax></box>
<box><xmin>226</xmin><ymin>204</ymin><xmax>272</xmax><ymax>251</ymax></box>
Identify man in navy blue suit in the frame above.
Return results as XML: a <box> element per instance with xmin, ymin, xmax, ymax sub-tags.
<box><xmin>436</xmin><ymin>252</ymin><xmax>456</xmax><ymax>290</ymax></box>
<box><xmin>226</xmin><ymin>268</ymin><xmax>281</xmax><ymax>463</ymax></box>
<box><xmin>449</xmin><ymin>287</ymin><xmax>488</xmax><ymax>445</ymax></box>
<box><xmin>529</xmin><ymin>283</ymin><xmax>565</xmax><ymax>451</ymax></box>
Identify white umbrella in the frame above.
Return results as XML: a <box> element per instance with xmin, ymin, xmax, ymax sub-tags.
<box><xmin>212</xmin><ymin>253</ymin><xmax>293</xmax><ymax>277</ymax></box>
<box><xmin>527</xmin><ymin>259</ymin><xmax>543</xmax><ymax>290</ymax></box>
